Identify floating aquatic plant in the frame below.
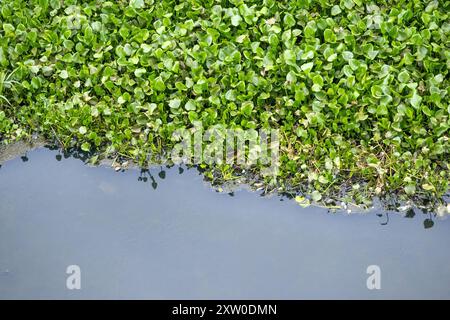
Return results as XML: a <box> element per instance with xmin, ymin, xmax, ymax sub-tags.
<box><xmin>0</xmin><ymin>0</ymin><xmax>448</xmax><ymax>211</ymax></box>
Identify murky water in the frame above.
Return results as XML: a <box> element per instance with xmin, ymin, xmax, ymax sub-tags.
<box><xmin>0</xmin><ymin>148</ymin><xmax>449</xmax><ymax>299</ymax></box>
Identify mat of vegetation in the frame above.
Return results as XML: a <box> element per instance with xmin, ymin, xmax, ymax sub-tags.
<box><xmin>0</xmin><ymin>0</ymin><xmax>449</xmax><ymax>210</ymax></box>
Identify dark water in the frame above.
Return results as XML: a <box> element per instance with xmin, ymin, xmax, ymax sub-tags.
<box><xmin>0</xmin><ymin>148</ymin><xmax>449</xmax><ymax>299</ymax></box>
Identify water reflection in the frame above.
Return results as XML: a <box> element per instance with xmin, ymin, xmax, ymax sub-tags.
<box><xmin>374</xmin><ymin>202</ymin><xmax>440</xmax><ymax>229</ymax></box>
<box><xmin>0</xmin><ymin>145</ymin><xmax>446</xmax><ymax>229</ymax></box>
<box><xmin>0</xmin><ymin>147</ymin><xmax>450</xmax><ymax>299</ymax></box>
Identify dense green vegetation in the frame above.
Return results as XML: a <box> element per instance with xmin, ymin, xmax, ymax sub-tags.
<box><xmin>0</xmin><ymin>0</ymin><xmax>448</xmax><ymax>209</ymax></box>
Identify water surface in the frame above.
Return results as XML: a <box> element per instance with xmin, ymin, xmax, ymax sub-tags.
<box><xmin>0</xmin><ymin>148</ymin><xmax>449</xmax><ymax>299</ymax></box>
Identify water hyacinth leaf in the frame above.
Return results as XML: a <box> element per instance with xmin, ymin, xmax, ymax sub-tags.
<box><xmin>129</xmin><ymin>0</ymin><xmax>145</xmax><ymax>9</ymax></box>
<box><xmin>311</xmin><ymin>191</ymin><xmax>322</xmax><ymax>202</ymax></box>
<box><xmin>134</xmin><ymin>68</ymin><xmax>146</xmax><ymax>77</ymax></box>
<box><xmin>301</xmin><ymin>50</ymin><xmax>314</xmax><ymax>60</ymax></box>
<box><xmin>342</xmin><ymin>51</ymin><xmax>353</xmax><ymax>61</ymax></box>
<box><xmin>59</xmin><ymin>70</ymin><xmax>69</xmax><ymax>79</ymax></box>
<box><xmin>295</xmin><ymin>196</ymin><xmax>310</xmax><ymax>208</ymax></box>
<box><xmin>304</xmin><ymin>24</ymin><xmax>316</xmax><ymax>38</ymax></box>
<box><xmin>312</xmin><ymin>75</ymin><xmax>323</xmax><ymax>87</ymax></box>
<box><xmin>422</xmin><ymin>184</ymin><xmax>435</xmax><ymax>191</ymax></box>
<box><xmin>410</xmin><ymin>92</ymin><xmax>422</xmax><ymax>109</ymax></box>
<box><xmin>404</xmin><ymin>184</ymin><xmax>416</xmax><ymax>195</ymax></box>
<box><xmin>231</xmin><ymin>15</ymin><xmax>242</xmax><ymax>27</ymax></box>
<box><xmin>283</xmin><ymin>13</ymin><xmax>295</xmax><ymax>28</ymax></box>
<box><xmin>343</xmin><ymin>0</ymin><xmax>355</xmax><ymax>9</ymax></box>
<box><xmin>371</xmin><ymin>85</ymin><xmax>383</xmax><ymax>98</ymax></box>
<box><xmin>376</xmin><ymin>105</ymin><xmax>388</xmax><ymax>116</ymax></box>
<box><xmin>154</xmin><ymin>77</ymin><xmax>166</xmax><ymax>91</ymax></box>
<box><xmin>79</xmin><ymin>126</ymin><xmax>87</xmax><ymax>135</ymax></box>
<box><xmin>324</xmin><ymin>29</ymin><xmax>336</xmax><ymax>43</ymax></box>
<box><xmin>184</xmin><ymin>100</ymin><xmax>196</xmax><ymax>111</ymax></box>
<box><xmin>286</xmin><ymin>71</ymin><xmax>297</xmax><ymax>83</ymax></box>
<box><xmin>141</xmin><ymin>44</ymin><xmax>152</xmax><ymax>53</ymax></box>
<box><xmin>284</xmin><ymin>50</ymin><xmax>296</xmax><ymax>65</ymax></box>
<box><xmin>301</xmin><ymin>62</ymin><xmax>314</xmax><ymax>72</ymax></box>
<box><xmin>81</xmin><ymin>142</ymin><xmax>91</xmax><ymax>152</ymax></box>
<box><xmin>268</xmin><ymin>33</ymin><xmax>279</xmax><ymax>46</ymax></box>
<box><xmin>241</xmin><ymin>101</ymin><xmax>254</xmax><ymax>116</ymax></box>
<box><xmin>327</xmin><ymin>53</ymin><xmax>337</xmax><ymax>62</ymax></box>
<box><xmin>331</xmin><ymin>5</ymin><xmax>342</xmax><ymax>16</ymax></box>
<box><xmin>169</xmin><ymin>98</ymin><xmax>181</xmax><ymax>109</ymax></box>
<box><xmin>398</xmin><ymin>70</ymin><xmax>410</xmax><ymax>83</ymax></box>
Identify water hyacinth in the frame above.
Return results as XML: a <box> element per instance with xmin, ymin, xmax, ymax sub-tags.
<box><xmin>0</xmin><ymin>0</ymin><xmax>448</xmax><ymax>210</ymax></box>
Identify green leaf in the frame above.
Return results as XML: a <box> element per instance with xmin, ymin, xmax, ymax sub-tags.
<box><xmin>404</xmin><ymin>184</ymin><xmax>416</xmax><ymax>195</ymax></box>
<box><xmin>301</xmin><ymin>62</ymin><xmax>314</xmax><ymax>72</ymax></box>
<box><xmin>241</xmin><ymin>101</ymin><xmax>254</xmax><ymax>116</ymax></box>
<box><xmin>231</xmin><ymin>15</ymin><xmax>242</xmax><ymax>27</ymax></box>
<box><xmin>129</xmin><ymin>0</ymin><xmax>144</xmax><ymax>9</ymax></box>
<box><xmin>184</xmin><ymin>100</ymin><xmax>196</xmax><ymax>111</ymax></box>
<box><xmin>283</xmin><ymin>49</ymin><xmax>296</xmax><ymax>65</ymax></box>
<box><xmin>343</xmin><ymin>0</ymin><xmax>355</xmax><ymax>9</ymax></box>
<box><xmin>81</xmin><ymin>142</ymin><xmax>91</xmax><ymax>152</ymax></box>
<box><xmin>371</xmin><ymin>85</ymin><xmax>383</xmax><ymax>98</ymax></box>
<box><xmin>398</xmin><ymin>70</ymin><xmax>410</xmax><ymax>83</ymax></box>
<box><xmin>311</xmin><ymin>191</ymin><xmax>322</xmax><ymax>202</ymax></box>
<box><xmin>283</xmin><ymin>13</ymin><xmax>295</xmax><ymax>28</ymax></box>
<box><xmin>410</xmin><ymin>91</ymin><xmax>422</xmax><ymax>109</ymax></box>
<box><xmin>376</xmin><ymin>105</ymin><xmax>388</xmax><ymax>116</ymax></box>
<box><xmin>312</xmin><ymin>75</ymin><xmax>324</xmax><ymax>87</ymax></box>
<box><xmin>295</xmin><ymin>196</ymin><xmax>310</xmax><ymax>208</ymax></box>
<box><xmin>134</xmin><ymin>68</ymin><xmax>146</xmax><ymax>77</ymax></box>
<box><xmin>154</xmin><ymin>77</ymin><xmax>166</xmax><ymax>91</ymax></box>
<box><xmin>422</xmin><ymin>183</ymin><xmax>435</xmax><ymax>191</ymax></box>
<box><xmin>268</xmin><ymin>33</ymin><xmax>279</xmax><ymax>46</ymax></box>
<box><xmin>331</xmin><ymin>5</ymin><xmax>342</xmax><ymax>16</ymax></box>
<box><xmin>225</xmin><ymin>90</ymin><xmax>236</xmax><ymax>101</ymax></box>
<box><xmin>169</xmin><ymin>98</ymin><xmax>181</xmax><ymax>109</ymax></box>
<box><xmin>59</xmin><ymin>70</ymin><xmax>69</xmax><ymax>79</ymax></box>
<box><xmin>141</xmin><ymin>44</ymin><xmax>152</xmax><ymax>53</ymax></box>
<box><xmin>342</xmin><ymin>51</ymin><xmax>354</xmax><ymax>61</ymax></box>
<box><xmin>324</xmin><ymin>29</ymin><xmax>336</xmax><ymax>43</ymax></box>
<box><xmin>304</xmin><ymin>23</ymin><xmax>316</xmax><ymax>38</ymax></box>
